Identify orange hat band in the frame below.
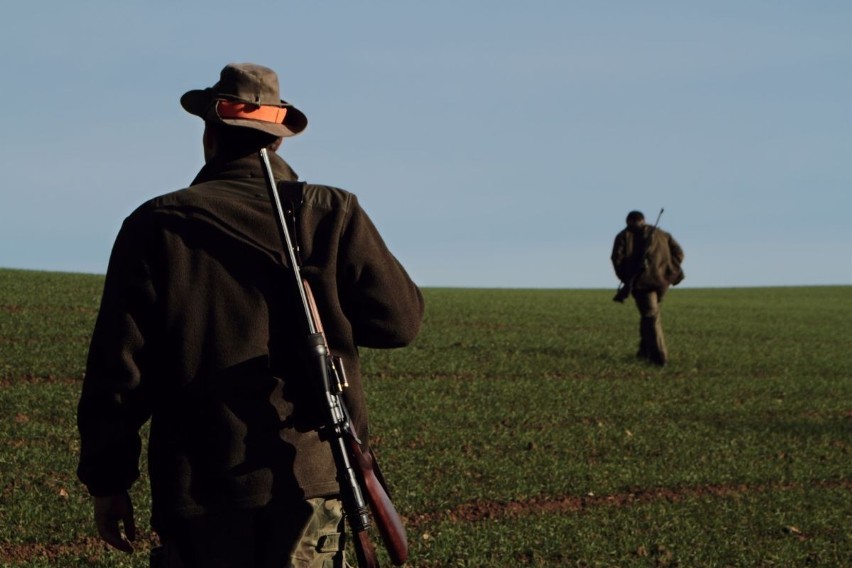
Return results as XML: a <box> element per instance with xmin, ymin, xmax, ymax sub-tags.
<box><xmin>216</xmin><ymin>100</ymin><xmax>288</xmax><ymax>124</ymax></box>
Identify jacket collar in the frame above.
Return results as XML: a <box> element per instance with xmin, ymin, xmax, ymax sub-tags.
<box><xmin>190</xmin><ymin>150</ymin><xmax>298</xmax><ymax>186</ymax></box>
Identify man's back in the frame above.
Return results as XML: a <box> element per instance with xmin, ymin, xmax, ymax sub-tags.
<box><xmin>79</xmin><ymin>150</ymin><xmax>424</xmax><ymax>533</ymax></box>
<box><xmin>78</xmin><ymin>62</ymin><xmax>424</xmax><ymax>566</ymax></box>
<box><xmin>612</xmin><ymin>224</ymin><xmax>684</xmax><ymax>291</ymax></box>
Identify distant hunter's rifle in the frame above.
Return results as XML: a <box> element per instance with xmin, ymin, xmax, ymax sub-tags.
<box><xmin>613</xmin><ymin>208</ymin><xmax>664</xmax><ymax>303</ymax></box>
<box><xmin>259</xmin><ymin>148</ymin><xmax>409</xmax><ymax>568</ymax></box>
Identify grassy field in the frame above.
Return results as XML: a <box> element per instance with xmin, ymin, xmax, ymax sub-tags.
<box><xmin>0</xmin><ymin>267</ymin><xmax>849</xmax><ymax>567</ymax></box>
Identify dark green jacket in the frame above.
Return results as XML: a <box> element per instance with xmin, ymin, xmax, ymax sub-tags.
<box><xmin>611</xmin><ymin>224</ymin><xmax>685</xmax><ymax>294</ymax></box>
<box><xmin>77</xmin><ymin>151</ymin><xmax>424</xmax><ymax>530</ymax></box>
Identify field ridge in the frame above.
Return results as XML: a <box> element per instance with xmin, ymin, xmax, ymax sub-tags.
<box><xmin>407</xmin><ymin>478</ymin><xmax>852</xmax><ymax>526</ymax></box>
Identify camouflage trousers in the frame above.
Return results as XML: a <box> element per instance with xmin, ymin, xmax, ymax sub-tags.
<box><xmin>151</xmin><ymin>497</ymin><xmax>351</xmax><ymax>568</ymax></box>
<box><xmin>632</xmin><ymin>289</ymin><xmax>668</xmax><ymax>365</ymax></box>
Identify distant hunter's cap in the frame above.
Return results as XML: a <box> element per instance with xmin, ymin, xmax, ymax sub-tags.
<box><xmin>626</xmin><ymin>210</ymin><xmax>645</xmax><ymax>224</ymax></box>
<box><xmin>180</xmin><ymin>63</ymin><xmax>307</xmax><ymax>137</ymax></box>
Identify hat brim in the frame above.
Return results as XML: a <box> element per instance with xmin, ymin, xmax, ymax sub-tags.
<box><xmin>180</xmin><ymin>89</ymin><xmax>308</xmax><ymax>137</ymax></box>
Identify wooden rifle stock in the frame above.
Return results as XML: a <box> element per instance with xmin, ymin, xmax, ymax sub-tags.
<box><xmin>305</xmin><ymin>280</ymin><xmax>409</xmax><ymax>566</ymax></box>
<box><xmin>349</xmin><ymin>440</ymin><xmax>409</xmax><ymax>565</ymax></box>
<box><xmin>259</xmin><ymin>148</ymin><xmax>408</xmax><ymax>567</ymax></box>
<box><xmin>353</xmin><ymin>530</ymin><xmax>379</xmax><ymax>568</ymax></box>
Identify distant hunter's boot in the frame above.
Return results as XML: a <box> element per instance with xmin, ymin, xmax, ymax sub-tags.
<box><xmin>640</xmin><ymin>315</ymin><xmax>667</xmax><ymax>366</ymax></box>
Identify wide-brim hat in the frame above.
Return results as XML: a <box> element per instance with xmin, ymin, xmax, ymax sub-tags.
<box><xmin>180</xmin><ymin>63</ymin><xmax>307</xmax><ymax>137</ymax></box>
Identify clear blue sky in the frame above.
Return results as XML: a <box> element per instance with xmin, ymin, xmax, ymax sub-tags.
<box><xmin>1</xmin><ymin>1</ymin><xmax>849</xmax><ymax>288</ymax></box>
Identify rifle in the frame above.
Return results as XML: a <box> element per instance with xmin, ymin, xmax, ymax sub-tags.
<box><xmin>613</xmin><ymin>207</ymin><xmax>664</xmax><ymax>303</ymax></box>
<box><xmin>259</xmin><ymin>148</ymin><xmax>409</xmax><ymax>567</ymax></box>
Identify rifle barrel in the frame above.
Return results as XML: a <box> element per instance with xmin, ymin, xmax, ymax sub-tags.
<box><xmin>259</xmin><ymin>148</ymin><xmax>316</xmax><ymax>335</ymax></box>
<box><xmin>258</xmin><ymin>149</ymin><xmax>409</xmax><ymax>567</ymax></box>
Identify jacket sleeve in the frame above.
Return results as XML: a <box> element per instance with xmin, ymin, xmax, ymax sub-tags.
<box><xmin>610</xmin><ymin>230</ymin><xmax>629</xmax><ymax>281</ymax></box>
<box><xmin>669</xmin><ymin>235</ymin><xmax>685</xmax><ymax>265</ymax></box>
<box><xmin>666</xmin><ymin>234</ymin><xmax>685</xmax><ymax>285</ymax></box>
<box><xmin>337</xmin><ymin>196</ymin><xmax>424</xmax><ymax>348</ymax></box>
<box><xmin>77</xmin><ymin>215</ymin><xmax>155</xmax><ymax>496</ymax></box>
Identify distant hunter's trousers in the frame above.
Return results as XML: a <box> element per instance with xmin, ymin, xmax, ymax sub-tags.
<box><xmin>152</xmin><ymin>497</ymin><xmax>351</xmax><ymax>568</ymax></box>
<box><xmin>632</xmin><ymin>289</ymin><xmax>668</xmax><ymax>365</ymax></box>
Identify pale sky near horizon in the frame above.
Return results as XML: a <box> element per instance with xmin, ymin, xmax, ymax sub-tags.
<box><xmin>1</xmin><ymin>1</ymin><xmax>850</xmax><ymax>289</ymax></box>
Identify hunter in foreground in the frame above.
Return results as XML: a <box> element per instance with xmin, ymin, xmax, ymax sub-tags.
<box><xmin>77</xmin><ymin>62</ymin><xmax>424</xmax><ymax>567</ymax></box>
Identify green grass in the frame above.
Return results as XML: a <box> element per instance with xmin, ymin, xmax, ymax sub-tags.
<box><xmin>1</xmin><ymin>268</ymin><xmax>850</xmax><ymax>566</ymax></box>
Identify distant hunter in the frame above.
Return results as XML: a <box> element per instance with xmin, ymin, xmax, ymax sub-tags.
<box><xmin>610</xmin><ymin>210</ymin><xmax>685</xmax><ymax>366</ymax></box>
